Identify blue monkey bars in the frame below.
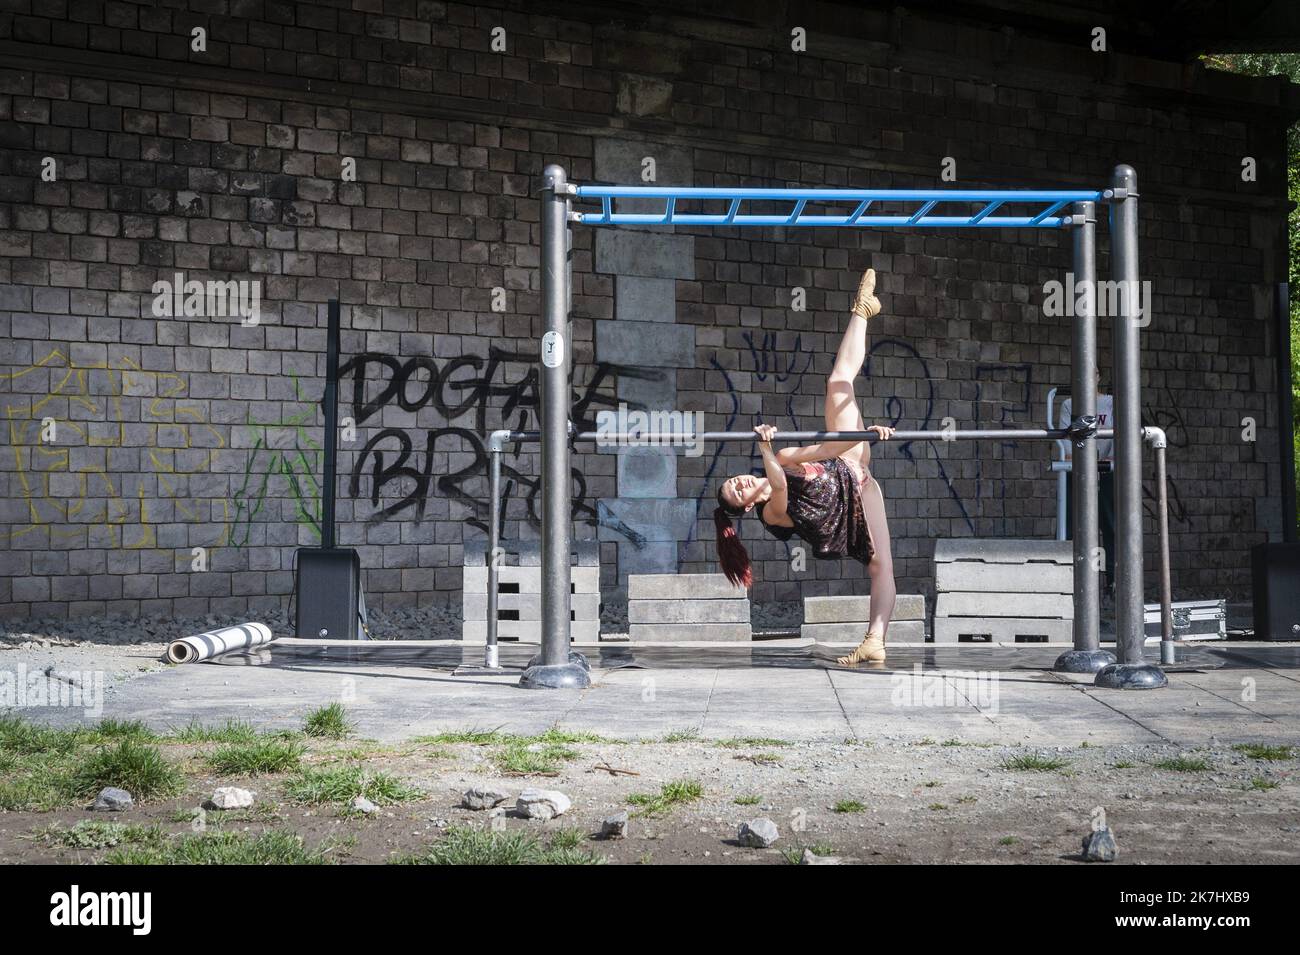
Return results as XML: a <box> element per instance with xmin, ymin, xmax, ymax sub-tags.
<box><xmin>572</xmin><ymin>186</ymin><xmax>1106</xmax><ymax>229</ymax></box>
<box><xmin>520</xmin><ymin>164</ymin><xmax>1165</xmax><ymax>694</ymax></box>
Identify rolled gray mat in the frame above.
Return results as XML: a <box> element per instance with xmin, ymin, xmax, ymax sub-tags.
<box><xmin>165</xmin><ymin>623</ymin><xmax>275</xmax><ymax>664</ymax></box>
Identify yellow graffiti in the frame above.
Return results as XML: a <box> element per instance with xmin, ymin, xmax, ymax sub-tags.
<box><xmin>1</xmin><ymin>350</ymin><xmax>230</xmax><ymax>555</ymax></box>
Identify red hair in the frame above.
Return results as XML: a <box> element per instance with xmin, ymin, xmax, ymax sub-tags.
<box><xmin>713</xmin><ymin>504</ymin><xmax>753</xmax><ymax>589</ymax></box>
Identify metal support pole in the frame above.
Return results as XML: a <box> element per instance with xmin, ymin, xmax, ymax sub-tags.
<box><xmin>321</xmin><ymin>299</ymin><xmax>340</xmax><ymax>550</ymax></box>
<box><xmin>521</xmin><ymin>165</ymin><xmax>589</xmax><ymax>690</ymax></box>
<box><xmin>1144</xmin><ymin>427</ymin><xmax>1176</xmax><ymax>664</ymax></box>
<box><xmin>1056</xmin><ymin>202</ymin><xmax>1115</xmax><ymax>674</ymax></box>
<box><xmin>485</xmin><ymin>444</ymin><xmax>502</xmax><ymax>670</ymax></box>
<box><xmin>1096</xmin><ymin>166</ymin><xmax>1166</xmax><ymax>689</ymax></box>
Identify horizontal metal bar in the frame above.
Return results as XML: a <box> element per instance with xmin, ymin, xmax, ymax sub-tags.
<box><xmin>574</xmin><ymin>213</ymin><xmax>1078</xmax><ymax>228</ymax></box>
<box><xmin>575</xmin><ymin>186</ymin><xmax>1104</xmax><ymax>201</ymax></box>
<box><xmin>497</xmin><ymin>428</ymin><xmax>1117</xmax><ymax>444</ymax></box>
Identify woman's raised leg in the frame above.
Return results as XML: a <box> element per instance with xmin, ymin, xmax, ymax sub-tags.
<box><xmin>824</xmin><ymin>269</ymin><xmax>880</xmax><ymax>440</ymax></box>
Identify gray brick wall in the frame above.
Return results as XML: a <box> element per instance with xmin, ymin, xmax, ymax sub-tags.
<box><xmin>0</xmin><ymin>0</ymin><xmax>1292</xmax><ymax>619</ymax></box>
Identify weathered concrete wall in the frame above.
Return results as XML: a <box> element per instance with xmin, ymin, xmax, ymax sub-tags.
<box><xmin>0</xmin><ymin>1</ymin><xmax>1292</xmax><ymax>618</ymax></box>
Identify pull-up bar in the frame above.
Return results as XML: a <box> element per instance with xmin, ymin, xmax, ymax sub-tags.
<box><xmin>572</xmin><ymin>185</ymin><xmax>1107</xmax><ymax>228</ymax></box>
<box><xmin>519</xmin><ymin>163</ymin><xmax>1164</xmax><ymax>694</ymax></box>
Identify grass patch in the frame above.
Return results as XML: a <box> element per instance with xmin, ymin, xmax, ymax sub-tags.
<box><xmin>627</xmin><ymin>779</ymin><xmax>703</xmax><ymax>817</ymax></box>
<box><xmin>658</xmin><ymin>729</ymin><xmax>700</xmax><ymax>743</ymax></box>
<box><xmin>396</xmin><ymin>826</ymin><xmax>601</xmax><ymax>865</ymax></box>
<box><xmin>494</xmin><ymin>742</ymin><xmax>577</xmax><ymax>776</ymax></box>
<box><xmin>71</xmin><ymin>740</ymin><xmax>184</xmax><ymax>801</ymax></box>
<box><xmin>781</xmin><ymin>841</ymin><xmax>836</xmax><ymax>864</ymax></box>
<box><xmin>0</xmin><ymin>715</ymin><xmax>84</xmax><ymax>756</ymax></box>
<box><xmin>1152</xmin><ymin>756</ymin><xmax>1210</xmax><ymax>772</ymax></box>
<box><xmin>206</xmin><ymin>737</ymin><xmax>303</xmax><ymax>776</ymax></box>
<box><xmin>412</xmin><ymin>728</ymin><xmax>510</xmax><ymax>746</ymax></box>
<box><xmin>733</xmin><ymin>752</ymin><xmax>783</xmax><ymax>766</ymax></box>
<box><xmin>105</xmin><ymin>830</ymin><xmax>335</xmax><ymax>865</ymax></box>
<box><xmin>956</xmin><ymin>795</ymin><xmax>978</xmax><ymax>804</ymax></box>
<box><xmin>1245</xmin><ymin>777</ymin><xmax>1279</xmax><ymax>791</ymax></box>
<box><xmin>928</xmin><ymin>803</ymin><xmax>948</xmax><ymax>811</ymax></box>
<box><xmin>303</xmin><ymin>703</ymin><xmax>353</xmax><ymax>740</ymax></box>
<box><xmin>716</xmin><ymin>737</ymin><xmax>789</xmax><ymax>750</ymax></box>
<box><xmin>40</xmin><ymin>820</ymin><xmax>165</xmax><ymax>851</ymax></box>
<box><xmin>833</xmin><ymin>799</ymin><xmax>866</xmax><ymax>814</ymax></box>
<box><xmin>91</xmin><ymin>720</ymin><xmax>157</xmax><ymax>742</ymax></box>
<box><xmin>169</xmin><ymin>719</ymin><xmax>261</xmax><ymax>744</ymax></box>
<box><xmin>1000</xmin><ymin>753</ymin><xmax>1071</xmax><ymax>772</ymax></box>
<box><xmin>998</xmin><ymin>836</ymin><xmax>1019</xmax><ymax>846</ymax></box>
<box><xmin>734</xmin><ymin>794</ymin><xmax>762</xmax><ymax>806</ymax></box>
<box><xmin>284</xmin><ymin>765</ymin><xmax>421</xmax><ymax>806</ymax></box>
<box><xmin>1112</xmin><ymin>761</ymin><xmax>1137</xmax><ymax>769</ymax></box>
<box><xmin>1233</xmin><ymin>744</ymin><xmax>1294</xmax><ymax>762</ymax></box>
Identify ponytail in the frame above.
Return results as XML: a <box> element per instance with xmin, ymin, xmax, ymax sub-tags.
<box><xmin>713</xmin><ymin>504</ymin><xmax>753</xmax><ymax>589</ymax></box>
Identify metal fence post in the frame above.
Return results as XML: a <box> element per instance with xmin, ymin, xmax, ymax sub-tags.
<box><xmin>1056</xmin><ymin>201</ymin><xmax>1115</xmax><ymax>674</ymax></box>
<box><xmin>1095</xmin><ymin>165</ymin><xmax>1167</xmax><ymax>689</ymax></box>
<box><xmin>521</xmin><ymin>165</ymin><xmax>590</xmax><ymax>690</ymax></box>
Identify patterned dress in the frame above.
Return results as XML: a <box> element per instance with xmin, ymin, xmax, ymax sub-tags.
<box><xmin>757</xmin><ymin>458</ymin><xmax>874</xmax><ymax>565</ymax></box>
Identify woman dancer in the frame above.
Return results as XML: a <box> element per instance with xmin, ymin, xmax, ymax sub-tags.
<box><xmin>713</xmin><ymin>269</ymin><xmax>896</xmax><ymax>666</ymax></box>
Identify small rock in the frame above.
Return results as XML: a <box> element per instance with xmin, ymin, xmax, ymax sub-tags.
<box><xmin>737</xmin><ymin>817</ymin><xmax>780</xmax><ymax>848</ymax></box>
<box><xmin>351</xmin><ymin>796</ymin><xmax>379</xmax><ymax>815</ymax></box>
<box><xmin>1081</xmin><ymin>827</ymin><xmax>1119</xmax><ymax>862</ymax></box>
<box><xmin>801</xmin><ymin>848</ymin><xmax>842</xmax><ymax>865</ymax></box>
<box><xmin>207</xmin><ymin>786</ymin><xmax>255</xmax><ymax>810</ymax></box>
<box><xmin>462</xmin><ymin>786</ymin><xmax>510</xmax><ymax>810</ymax></box>
<box><xmin>516</xmin><ymin>788</ymin><xmax>571</xmax><ymax>821</ymax></box>
<box><xmin>599</xmin><ymin>811</ymin><xmax>629</xmax><ymax>840</ymax></box>
<box><xmin>92</xmin><ymin>787</ymin><xmax>133</xmax><ymax>812</ymax></box>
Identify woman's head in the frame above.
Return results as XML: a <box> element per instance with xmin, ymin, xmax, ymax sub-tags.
<box><xmin>713</xmin><ymin>476</ymin><xmax>764</xmax><ymax>589</ymax></box>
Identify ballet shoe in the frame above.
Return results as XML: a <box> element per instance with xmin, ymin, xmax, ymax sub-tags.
<box><xmin>851</xmin><ymin>268</ymin><xmax>881</xmax><ymax>321</ymax></box>
<box><xmin>836</xmin><ymin>631</ymin><xmax>886</xmax><ymax>666</ymax></box>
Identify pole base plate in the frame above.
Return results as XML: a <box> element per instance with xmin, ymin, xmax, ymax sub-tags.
<box><xmin>1053</xmin><ymin>649</ymin><xmax>1117</xmax><ymax>674</ymax></box>
<box><xmin>1093</xmin><ymin>662</ymin><xmax>1168</xmax><ymax>689</ymax></box>
<box><xmin>519</xmin><ymin>661</ymin><xmax>591</xmax><ymax>689</ymax></box>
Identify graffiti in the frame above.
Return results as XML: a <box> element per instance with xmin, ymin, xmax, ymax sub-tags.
<box><xmin>338</xmin><ymin>348</ymin><xmax>660</xmax><ymax>535</ymax></box>
<box><xmin>0</xmin><ymin>350</ymin><xmax>227</xmax><ymax>552</ymax></box>
<box><xmin>230</xmin><ymin>376</ymin><xmax>322</xmax><ymax>548</ymax></box>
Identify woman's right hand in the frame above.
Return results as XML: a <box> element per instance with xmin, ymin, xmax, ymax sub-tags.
<box><xmin>754</xmin><ymin>424</ymin><xmax>778</xmax><ymax>445</ymax></box>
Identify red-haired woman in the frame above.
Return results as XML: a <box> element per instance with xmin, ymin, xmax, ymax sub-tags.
<box><xmin>714</xmin><ymin>269</ymin><xmax>896</xmax><ymax>666</ymax></box>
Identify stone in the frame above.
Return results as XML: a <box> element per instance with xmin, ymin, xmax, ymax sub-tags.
<box><xmin>599</xmin><ymin>811</ymin><xmax>629</xmax><ymax>840</ymax></box>
<box><xmin>516</xmin><ymin>788</ymin><xmax>572</xmax><ymax>821</ymax></box>
<box><xmin>351</xmin><ymin>796</ymin><xmax>379</xmax><ymax>815</ymax></box>
<box><xmin>462</xmin><ymin>786</ymin><xmax>510</xmax><ymax>810</ymax></box>
<box><xmin>595</xmin><ymin>319</ymin><xmax>695</xmax><ymax>368</ymax></box>
<box><xmin>91</xmin><ymin>787</ymin><xmax>133</xmax><ymax>812</ymax></box>
<box><xmin>1081</xmin><ymin>827</ymin><xmax>1118</xmax><ymax>862</ymax></box>
<box><xmin>737</xmin><ymin>817</ymin><xmax>780</xmax><ymax>848</ymax></box>
<box><xmin>207</xmin><ymin>786</ymin><xmax>255</xmax><ymax>810</ymax></box>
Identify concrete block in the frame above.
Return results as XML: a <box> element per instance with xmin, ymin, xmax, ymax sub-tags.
<box><xmin>594</xmin><ymin>138</ymin><xmax>693</xmax><ymax>188</ymax></box>
<box><xmin>804</xmin><ymin>593</ymin><xmax>926</xmax><ymax>623</ymax></box>
<box><xmin>935</xmin><ymin>592</ymin><xmax>1073</xmax><ymax>619</ymax></box>
<box><xmin>461</xmin><ymin>620</ymin><xmax>601</xmax><ymax>644</ymax></box>
<box><xmin>462</xmin><ymin>565</ymin><xmax>600</xmax><ymax>594</ymax></box>
<box><xmin>934</xmin><ymin>538</ymin><xmax>1073</xmax><ymax>564</ymax></box>
<box><xmin>628</xmin><ymin>598</ymin><xmax>750</xmax><ymax>624</ymax></box>
<box><xmin>598</xmin><ymin>498</ymin><xmax>696</xmax><ymax>543</ymax></box>
<box><xmin>595</xmin><ymin>231</ymin><xmax>695</xmax><ymax>279</ymax></box>
<box><xmin>617</xmin><ymin>445</ymin><xmax>677</xmax><ymax>498</ymax></box>
<box><xmin>932</xmin><ymin>617</ymin><xmax>1074</xmax><ymax>644</ymax></box>
<box><xmin>627</xmin><ymin>573</ymin><xmax>747</xmax><ymax>601</ymax></box>
<box><xmin>617</xmin><ymin>370</ymin><xmax>676</xmax><ymax>410</ymax></box>
<box><xmin>801</xmin><ymin>620</ymin><xmax>927</xmax><ymax>642</ymax></box>
<box><xmin>461</xmin><ymin>539</ymin><xmax>598</xmax><ymax>568</ymax></box>
<box><xmin>934</xmin><ymin>562</ymin><xmax>1073</xmax><ymax>594</ymax></box>
<box><xmin>628</xmin><ymin>622</ymin><xmax>752</xmax><ymax>642</ymax></box>
<box><xmin>616</xmin><ymin>275</ymin><xmax>677</xmax><ymax>322</ymax></box>
<box><xmin>462</xmin><ymin>592</ymin><xmax>601</xmax><ymax>622</ymax></box>
<box><xmin>617</xmin><ymin>540</ymin><xmax>678</xmax><ymax>576</ymax></box>
<box><xmin>596</xmin><ymin>319</ymin><xmax>695</xmax><ymax>368</ymax></box>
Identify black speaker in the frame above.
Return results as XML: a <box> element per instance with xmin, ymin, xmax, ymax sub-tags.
<box><xmin>1251</xmin><ymin>542</ymin><xmax>1300</xmax><ymax>641</ymax></box>
<box><xmin>295</xmin><ymin>548</ymin><xmax>367</xmax><ymax>640</ymax></box>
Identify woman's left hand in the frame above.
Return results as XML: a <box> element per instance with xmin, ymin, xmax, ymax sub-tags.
<box><xmin>867</xmin><ymin>425</ymin><xmax>896</xmax><ymax>441</ymax></box>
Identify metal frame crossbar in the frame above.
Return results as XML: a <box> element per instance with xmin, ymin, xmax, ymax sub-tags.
<box><xmin>572</xmin><ymin>186</ymin><xmax>1103</xmax><ymax>229</ymax></box>
<box><xmin>508</xmin><ymin>164</ymin><xmax>1165</xmax><ymax>693</ymax></box>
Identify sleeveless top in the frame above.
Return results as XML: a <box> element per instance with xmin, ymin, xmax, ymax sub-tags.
<box><xmin>757</xmin><ymin>458</ymin><xmax>874</xmax><ymax>565</ymax></box>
